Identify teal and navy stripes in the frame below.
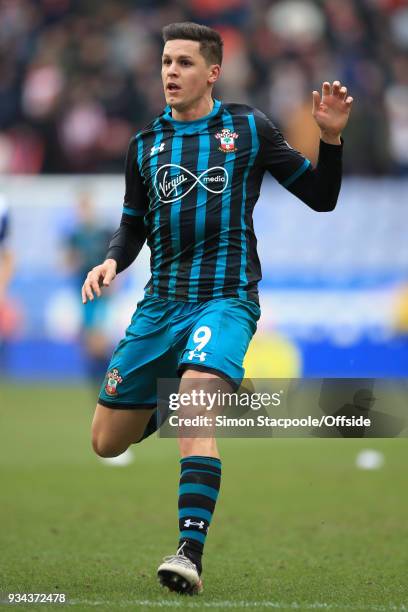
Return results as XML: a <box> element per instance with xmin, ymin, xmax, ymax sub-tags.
<box><xmin>212</xmin><ymin>108</ymin><xmax>236</xmax><ymax>297</ymax></box>
<box><xmin>238</xmin><ymin>112</ymin><xmax>259</xmax><ymax>300</ymax></box>
<box><xmin>187</xmin><ymin>128</ymin><xmax>211</xmax><ymax>301</ymax></box>
<box><xmin>124</xmin><ymin>100</ymin><xmax>311</xmax><ymax>305</ymax></box>
<box><xmin>281</xmin><ymin>158</ymin><xmax>311</xmax><ymax>188</ymax></box>
<box><xmin>178</xmin><ymin>456</ymin><xmax>221</xmax><ymax>559</ymax></box>
<box><xmin>149</xmin><ymin>119</ymin><xmax>165</xmax><ymax>296</ymax></box>
<box><xmin>123</xmin><ymin>134</ymin><xmax>146</xmax><ymax>217</ymax></box>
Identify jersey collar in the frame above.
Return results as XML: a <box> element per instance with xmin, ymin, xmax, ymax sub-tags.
<box><xmin>161</xmin><ymin>99</ymin><xmax>222</xmax><ymax>128</ymax></box>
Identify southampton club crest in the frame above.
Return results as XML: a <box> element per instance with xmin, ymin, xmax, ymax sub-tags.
<box><xmin>215</xmin><ymin>128</ymin><xmax>238</xmax><ymax>153</ymax></box>
<box><xmin>105</xmin><ymin>368</ymin><xmax>123</xmax><ymax>396</ymax></box>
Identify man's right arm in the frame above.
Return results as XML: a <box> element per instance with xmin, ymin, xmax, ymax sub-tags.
<box><xmin>106</xmin><ymin>133</ymin><xmax>149</xmax><ymax>271</ymax></box>
<box><xmin>105</xmin><ymin>213</ymin><xmax>147</xmax><ymax>274</ymax></box>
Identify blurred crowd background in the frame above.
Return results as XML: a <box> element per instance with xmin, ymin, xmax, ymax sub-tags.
<box><xmin>1</xmin><ymin>0</ymin><xmax>408</xmax><ymax>383</ymax></box>
<box><xmin>1</xmin><ymin>0</ymin><xmax>408</xmax><ymax>175</ymax></box>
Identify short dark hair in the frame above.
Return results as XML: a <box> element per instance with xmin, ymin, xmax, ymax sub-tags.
<box><xmin>162</xmin><ymin>22</ymin><xmax>223</xmax><ymax>66</ymax></box>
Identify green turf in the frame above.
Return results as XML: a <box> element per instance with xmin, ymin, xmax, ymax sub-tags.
<box><xmin>0</xmin><ymin>384</ymin><xmax>407</xmax><ymax>611</ymax></box>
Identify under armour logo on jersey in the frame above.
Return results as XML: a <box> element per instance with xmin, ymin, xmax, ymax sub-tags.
<box><xmin>184</xmin><ymin>519</ymin><xmax>205</xmax><ymax>529</ymax></box>
<box><xmin>150</xmin><ymin>142</ymin><xmax>165</xmax><ymax>156</ymax></box>
<box><xmin>187</xmin><ymin>350</ymin><xmax>206</xmax><ymax>362</ymax></box>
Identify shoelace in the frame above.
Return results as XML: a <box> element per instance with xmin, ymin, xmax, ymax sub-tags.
<box><xmin>162</xmin><ymin>541</ymin><xmax>198</xmax><ymax>571</ymax></box>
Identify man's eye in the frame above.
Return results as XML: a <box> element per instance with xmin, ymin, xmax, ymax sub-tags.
<box><xmin>181</xmin><ymin>60</ymin><xmax>192</xmax><ymax>66</ymax></box>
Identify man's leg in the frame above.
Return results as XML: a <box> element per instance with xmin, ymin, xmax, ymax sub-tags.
<box><xmin>91</xmin><ymin>403</ymin><xmax>155</xmax><ymax>458</ymax></box>
<box><xmin>158</xmin><ymin>369</ymin><xmax>229</xmax><ymax>595</ymax></box>
<box><xmin>92</xmin><ymin>296</ymin><xmax>185</xmax><ymax>455</ymax></box>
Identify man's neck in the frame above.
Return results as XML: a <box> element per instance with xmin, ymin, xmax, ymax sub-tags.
<box><xmin>171</xmin><ymin>96</ymin><xmax>214</xmax><ymax>122</ymax></box>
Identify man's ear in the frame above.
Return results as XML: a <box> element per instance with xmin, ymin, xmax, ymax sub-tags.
<box><xmin>208</xmin><ymin>64</ymin><xmax>221</xmax><ymax>85</ymax></box>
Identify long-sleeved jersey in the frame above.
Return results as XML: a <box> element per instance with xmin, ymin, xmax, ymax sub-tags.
<box><xmin>108</xmin><ymin>99</ymin><xmax>343</xmax><ymax>305</ymax></box>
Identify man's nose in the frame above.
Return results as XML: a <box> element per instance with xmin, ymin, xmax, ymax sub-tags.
<box><xmin>168</xmin><ymin>62</ymin><xmax>179</xmax><ymax>76</ymax></box>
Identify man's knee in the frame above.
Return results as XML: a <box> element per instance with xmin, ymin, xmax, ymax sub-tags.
<box><xmin>91</xmin><ymin>402</ymin><xmax>153</xmax><ymax>457</ymax></box>
<box><xmin>91</xmin><ymin>431</ymin><xmax>128</xmax><ymax>458</ymax></box>
<box><xmin>91</xmin><ymin>403</ymin><xmax>131</xmax><ymax>457</ymax></box>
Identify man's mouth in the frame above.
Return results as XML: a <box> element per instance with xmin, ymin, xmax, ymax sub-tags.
<box><xmin>167</xmin><ymin>83</ymin><xmax>181</xmax><ymax>92</ymax></box>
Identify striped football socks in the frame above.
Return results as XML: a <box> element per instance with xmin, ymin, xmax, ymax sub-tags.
<box><xmin>177</xmin><ymin>455</ymin><xmax>222</xmax><ymax>575</ymax></box>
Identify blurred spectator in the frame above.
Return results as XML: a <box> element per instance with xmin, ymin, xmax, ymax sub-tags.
<box><xmin>0</xmin><ymin>194</ymin><xmax>17</xmax><ymax>370</ymax></box>
<box><xmin>0</xmin><ymin>195</ymin><xmax>14</xmax><ymax>306</ymax></box>
<box><xmin>0</xmin><ymin>0</ymin><xmax>407</xmax><ymax>174</ymax></box>
<box><xmin>385</xmin><ymin>53</ymin><xmax>408</xmax><ymax>173</ymax></box>
<box><xmin>64</xmin><ymin>191</ymin><xmax>113</xmax><ymax>392</ymax></box>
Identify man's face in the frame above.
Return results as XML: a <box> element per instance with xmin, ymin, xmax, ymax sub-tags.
<box><xmin>162</xmin><ymin>39</ymin><xmax>219</xmax><ymax>111</ymax></box>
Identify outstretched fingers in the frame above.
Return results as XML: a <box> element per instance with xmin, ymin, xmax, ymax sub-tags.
<box><xmin>322</xmin><ymin>80</ymin><xmax>349</xmax><ymax>100</ymax></box>
<box><xmin>320</xmin><ymin>80</ymin><xmax>353</xmax><ymax>109</ymax></box>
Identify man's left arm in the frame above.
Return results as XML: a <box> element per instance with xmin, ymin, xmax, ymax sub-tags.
<box><xmin>290</xmin><ymin>80</ymin><xmax>353</xmax><ymax>211</ymax></box>
<box><xmin>256</xmin><ymin>80</ymin><xmax>353</xmax><ymax>212</ymax></box>
<box><xmin>287</xmin><ymin>137</ymin><xmax>343</xmax><ymax>212</ymax></box>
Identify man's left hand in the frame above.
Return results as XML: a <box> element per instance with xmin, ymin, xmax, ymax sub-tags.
<box><xmin>312</xmin><ymin>81</ymin><xmax>353</xmax><ymax>144</ymax></box>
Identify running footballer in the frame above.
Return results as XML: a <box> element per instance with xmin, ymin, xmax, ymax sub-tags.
<box><xmin>82</xmin><ymin>22</ymin><xmax>353</xmax><ymax>596</ymax></box>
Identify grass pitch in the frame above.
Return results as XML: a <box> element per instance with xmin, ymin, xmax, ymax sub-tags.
<box><xmin>0</xmin><ymin>384</ymin><xmax>407</xmax><ymax>611</ymax></box>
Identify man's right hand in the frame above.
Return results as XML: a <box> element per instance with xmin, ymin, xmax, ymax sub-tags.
<box><xmin>82</xmin><ymin>259</ymin><xmax>117</xmax><ymax>304</ymax></box>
